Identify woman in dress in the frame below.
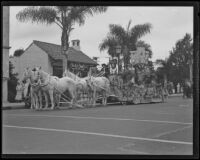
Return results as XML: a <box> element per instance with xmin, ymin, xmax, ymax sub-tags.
<box><xmin>15</xmin><ymin>82</ymin><xmax>23</xmax><ymax>102</ymax></box>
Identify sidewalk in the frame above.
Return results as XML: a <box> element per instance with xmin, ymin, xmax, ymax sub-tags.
<box><xmin>2</xmin><ymin>102</ymin><xmax>26</xmax><ymax>110</ymax></box>
<box><xmin>168</xmin><ymin>93</ymin><xmax>183</xmax><ymax>97</ymax></box>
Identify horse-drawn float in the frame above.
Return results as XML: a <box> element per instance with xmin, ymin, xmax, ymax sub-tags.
<box><xmin>20</xmin><ymin>64</ymin><xmax>167</xmax><ymax>110</ymax></box>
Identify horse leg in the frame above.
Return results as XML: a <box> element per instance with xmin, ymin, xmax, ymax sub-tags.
<box><xmin>104</xmin><ymin>91</ymin><xmax>108</xmax><ymax>106</ymax></box>
<box><xmin>93</xmin><ymin>89</ymin><xmax>96</xmax><ymax>106</ymax></box>
<box><xmin>38</xmin><ymin>90</ymin><xmax>42</xmax><ymax>110</ymax></box>
<box><xmin>70</xmin><ymin>90</ymin><xmax>76</xmax><ymax>108</ymax></box>
<box><xmin>101</xmin><ymin>91</ymin><xmax>105</xmax><ymax>105</ymax></box>
<box><xmin>30</xmin><ymin>89</ymin><xmax>35</xmax><ymax>109</ymax></box>
<box><xmin>103</xmin><ymin>91</ymin><xmax>106</xmax><ymax>106</ymax></box>
<box><xmin>32</xmin><ymin>92</ymin><xmax>37</xmax><ymax>110</ymax></box>
<box><xmin>54</xmin><ymin>93</ymin><xmax>60</xmax><ymax>109</ymax></box>
<box><xmin>43</xmin><ymin>91</ymin><xmax>49</xmax><ymax>109</ymax></box>
<box><xmin>49</xmin><ymin>89</ymin><xmax>55</xmax><ymax>110</ymax></box>
<box><xmin>72</xmin><ymin>91</ymin><xmax>77</xmax><ymax>108</ymax></box>
<box><xmin>89</xmin><ymin>91</ymin><xmax>92</xmax><ymax>105</ymax></box>
<box><xmin>57</xmin><ymin>94</ymin><xmax>61</xmax><ymax>108</ymax></box>
<box><xmin>34</xmin><ymin>93</ymin><xmax>39</xmax><ymax>110</ymax></box>
<box><xmin>103</xmin><ymin>91</ymin><xmax>107</xmax><ymax>106</ymax></box>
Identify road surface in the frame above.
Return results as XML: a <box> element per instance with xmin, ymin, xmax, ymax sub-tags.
<box><xmin>3</xmin><ymin>97</ymin><xmax>193</xmax><ymax>155</ymax></box>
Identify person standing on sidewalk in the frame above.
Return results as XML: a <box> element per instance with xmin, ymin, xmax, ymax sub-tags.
<box><xmin>15</xmin><ymin>82</ymin><xmax>23</xmax><ymax>102</ymax></box>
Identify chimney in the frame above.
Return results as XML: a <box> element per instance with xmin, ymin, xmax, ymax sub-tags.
<box><xmin>71</xmin><ymin>39</ymin><xmax>80</xmax><ymax>51</ymax></box>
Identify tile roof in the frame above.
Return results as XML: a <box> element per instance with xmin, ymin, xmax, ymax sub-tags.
<box><xmin>33</xmin><ymin>40</ymin><xmax>97</xmax><ymax>65</ymax></box>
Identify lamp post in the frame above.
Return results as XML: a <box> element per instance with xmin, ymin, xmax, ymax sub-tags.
<box><xmin>116</xmin><ymin>45</ymin><xmax>121</xmax><ymax>73</ymax></box>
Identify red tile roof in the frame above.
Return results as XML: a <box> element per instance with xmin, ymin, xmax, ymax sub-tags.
<box><xmin>33</xmin><ymin>40</ymin><xmax>97</xmax><ymax>65</ymax></box>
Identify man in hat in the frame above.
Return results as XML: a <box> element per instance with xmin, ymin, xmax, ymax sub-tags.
<box><xmin>110</xmin><ymin>59</ymin><xmax>118</xmax><ymax>75</ymax></box>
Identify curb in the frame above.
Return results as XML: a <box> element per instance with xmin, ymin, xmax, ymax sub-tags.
<box><xmin>168</xmin><ymin>94</ymin><xmax>183</xmax><ymax>97</ymax></box>
<box><xmin>3</xmin><ymin>106</ymin><xmax>27</xmax><ymax>110</ymax></box>
<box><xmin>2</xmin><ymin>104</ymin><xmax>27</xmax><ymax>110</ymax></box>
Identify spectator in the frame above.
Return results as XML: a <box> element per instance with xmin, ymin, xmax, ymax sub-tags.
<box><xmin>15</xmin><ymin>82</ymin><xmax>23</xmax><ymax>102</ymax></box>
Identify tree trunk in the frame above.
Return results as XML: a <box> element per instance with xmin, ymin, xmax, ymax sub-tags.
<box><xmin>123</xmin><ymin>46</ymin><xmax>129</xmax><ymax>71</ymax></box>
<box><xmin>61</xmin><ymin>29</ymin><xmax>69</xmax><ymax>72</ymax></box>
<box><xmin>61</xmin><ymin>11</ymin><xmax>69</xmax><ymax>73</ymax></box>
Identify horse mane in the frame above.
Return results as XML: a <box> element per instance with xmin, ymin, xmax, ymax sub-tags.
<box><xmin>64</xmin><ymin>70</ymin><xmax>80</xmax><ymax>81</ymax></box>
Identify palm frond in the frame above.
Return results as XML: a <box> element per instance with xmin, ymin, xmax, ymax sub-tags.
<box><xmin>131</xmin><ymin>23</ymin><xmax>152</xmax><ymax>40</ymax></box>
<box><xmin>126</xmin><ymin>19</ymin><xmax>132</xmax><ymax>33</ymax></box>
<box><xmin>16</xmin><ymin>7</ymin><xmax>57</xmax><ymax>25</ymax></box>
<box><xmin>109</xmin><ymin>24</ymin><xmax>126</xmax><ymax>43</ymax></box>
<box><xmin>67</xmin><ymin>6</ymin><xmax>108</xmax><ymax>26</ymax></box>
<box><xmin>99</xmin><ymin>36</ymin><xmax>118</xmax><ymax>56</ymax></box>
<box><xmin>99</xmin><ymin>36</ymin><xmax>118</xmax><ymax>51</ymax></box>
<box><xmin>55</xmin><ymin>6</ymin><xmax>72</xmax><ymax>13</ymax></box>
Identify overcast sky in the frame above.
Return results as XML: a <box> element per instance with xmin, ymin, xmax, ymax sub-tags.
<box><xmin>9</xmin><ymin>6</ymin><xmax>193</xmax><ymax>65</ymax></box>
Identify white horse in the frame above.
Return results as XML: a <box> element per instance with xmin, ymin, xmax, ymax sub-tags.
<box><xmin>33</xmin><ymin>68</ymin><xmax>78</xmax><ymax>110</ymax></box>
<box><xmin>63</xmin><ymin>70</ymin><xmax>93</xmax><ymax>104</ymax></box>
<box><xmin>86</xmin><ymin>76</ymin><xmax>111</xmax><ymax>105</ymax></box>
<box><xmin>21</xmin><ymin>67</ymin><xmax>42</xmax><ymax>110</ymax></box>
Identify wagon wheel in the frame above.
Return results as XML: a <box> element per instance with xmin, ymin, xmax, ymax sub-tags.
<box><xmin>24</xmin><ymin>95</ymin><xmax>31</xmax><ymax>108</ymax></box>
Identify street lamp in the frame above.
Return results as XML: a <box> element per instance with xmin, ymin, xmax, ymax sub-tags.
<box><xmin>116</xmin><ymin>45</ymin><xmax>121</xmax><ymax>73</ymax></box>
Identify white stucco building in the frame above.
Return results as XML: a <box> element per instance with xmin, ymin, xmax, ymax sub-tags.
<box><xmin>11</xmin><ymin>40</ymin><xmax>97</xmax><ymax>79</ymax></box>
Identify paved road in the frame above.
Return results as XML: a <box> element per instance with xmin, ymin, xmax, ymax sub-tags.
<box><xmin>2</xmin><ymin>97</ymin><xmax>193</xmax><ymax>155</ymax></box>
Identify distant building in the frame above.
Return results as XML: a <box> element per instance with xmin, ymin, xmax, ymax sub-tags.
<box><xmin>11</xmin><ymin>40</ymin><xmax>97</xmax><ymax>79</ymax></box>
<box><xmin>2</xmin><ymin>6</ymin><xmax>10</xmax><ymax>103</ymax></box>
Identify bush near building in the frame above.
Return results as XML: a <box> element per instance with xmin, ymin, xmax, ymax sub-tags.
<box><xmin>8</xmin><ymin>61</ymin><xmax>18</xmax><ymax>102</ymax></box>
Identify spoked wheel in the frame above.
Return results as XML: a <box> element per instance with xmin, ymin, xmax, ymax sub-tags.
<box><xmin>24</xmin><ymin>96</ymin><xmax>31</xmax><ymax>109</ymax></box>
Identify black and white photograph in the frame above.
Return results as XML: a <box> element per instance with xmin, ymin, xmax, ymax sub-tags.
<box><xmin>2</xmin><ymin>2</ymin><xmax>199</xmax><ymax>157</ymax></box>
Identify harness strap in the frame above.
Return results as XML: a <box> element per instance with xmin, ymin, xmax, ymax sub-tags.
<box><xmin>30</xmin><ymin>81</ymin><xmax>40</xmax><ymax>87</ymax></box>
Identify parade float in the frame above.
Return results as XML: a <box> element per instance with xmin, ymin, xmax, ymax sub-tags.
<box><xmin>19</xmin><ymin>46</ymin><xmax>167</xmax><ymax>110</ymax></box>
<box><xmin>107</xmin><ymin>46</ymin><xmax>166</xmax><ymax>104</ymax></box>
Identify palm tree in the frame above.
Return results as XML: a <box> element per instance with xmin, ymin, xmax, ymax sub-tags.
<box><xmin>99</xmin><ymin>36</ymin><xmax>118</xmax><ymax>57</ymax></box>
<box><xmin>155</xmin><ymin>58</ymin><xmax>171</xmax><ymax>87</ymax></box>
<box><xmin>16</xmin><ymin>6</ymin><xmax>108</xmax><ymax>71</ymax></box>
<box><xmin>99</xmin><ymin>20</ymin><xmax>152</xmax><ymax>70</ymax></box>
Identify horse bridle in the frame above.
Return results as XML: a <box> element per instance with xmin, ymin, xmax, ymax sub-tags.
<box><xmin>30</xmin><ymin>69</ymin><xmax>41</xmax><ymax>87</ymax></box>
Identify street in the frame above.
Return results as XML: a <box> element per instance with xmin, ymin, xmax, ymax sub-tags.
<box><xmin>3</xmin><ymin>97</ymin><xmax>193</xmax><ymax>155</ymax></box>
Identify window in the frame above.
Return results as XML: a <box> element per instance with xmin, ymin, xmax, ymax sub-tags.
<box><xmin>53</xmin><ymin>66</ymin><xmax>63</xmax><ymax>78</ymax></box>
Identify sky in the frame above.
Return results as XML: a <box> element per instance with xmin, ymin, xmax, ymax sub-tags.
<box><xmin>9</xmin><ymin>6</ymin><xmax>193</xmax><ymax>65</ymax></box>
